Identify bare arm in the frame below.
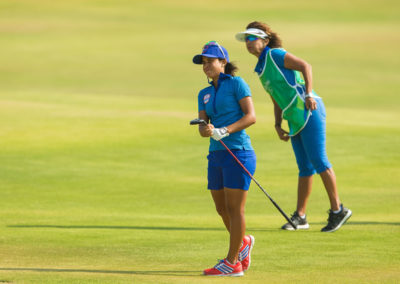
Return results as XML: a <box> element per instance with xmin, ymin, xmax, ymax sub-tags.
<box><xmin>272</xmin><ymin>97</ymin><xmax>283</xmax><ymax>127</ymax></box>
<box><xmin>270</xmin><ymin>95</ymin><xmax>290</xmax><ymax>142</ymax></box>
<box><xmin>225</xmin><ymin>96</ymin><xmax>256</xmax><ymax>134</ymax></box>
<box><xmin>198</xmin><ymin>110</ymin><xmax>213</xmax><ymax>137</ymax></box>
<box><xmin>284</xmin><ymin>53</ymin><xmax>317</xmax><ymax>110</ymax></box>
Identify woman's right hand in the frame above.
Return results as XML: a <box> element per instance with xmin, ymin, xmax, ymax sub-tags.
<box><xmin>275</xmin><ymin>125</ymin><xmax>290</xmax><ymax>141</ymax></box>
<box><xmin>200</xmin><ymin>124</ymin><xmax>214</xmax><ymax>137</ymax></box>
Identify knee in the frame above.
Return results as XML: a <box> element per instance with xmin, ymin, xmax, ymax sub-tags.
<box><xmin>215</xmin><ymin>204</ymin><xmax>228</xmax><ymax>217</ymax></box>
<box><xmin>226</xmin><ymin>203</ymin><xmax>244</xmax><ymax>217</ymax></box>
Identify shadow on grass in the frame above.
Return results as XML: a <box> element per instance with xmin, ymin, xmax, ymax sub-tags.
<box><xmin>310</xmin><ymin>221</ymin><xmax>400</xmax><ymax>226</ymax></box>
<box><xmin>7</xmin><ymin>224</ymin><xmax>275</xmax><ymax>232</ymax></box>
<box><xmin>0</xmin><ymin>267</ymin><xmax>200</xmax><ymax>277</ymax></box>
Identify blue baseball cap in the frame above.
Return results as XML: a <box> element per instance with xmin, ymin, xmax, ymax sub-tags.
<box><xmin>193</xmin><ymin>41</ymin><xmax>230</xmax><ymax>64</ymax></box>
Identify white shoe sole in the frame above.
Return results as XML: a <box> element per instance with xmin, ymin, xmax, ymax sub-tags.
<box><xmin>227</xmin><ymin>272</ymin><xmax>244</xmax><ymax>277</ymax></box>
<box><xmin>204</xmin><ymin>271</ymin><xmax>244</xmax><ymax>277</ymax></box>
<box><xmin>282</xmin><ymin>223</ymin><xmax>309</xmax><ymax>231</ymax></box>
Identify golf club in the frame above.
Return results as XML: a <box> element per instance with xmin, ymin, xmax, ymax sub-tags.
<box><xmin>190</xmin><ymin>118</ymin><xmax>297</xmax><ymax>230</ymax></box>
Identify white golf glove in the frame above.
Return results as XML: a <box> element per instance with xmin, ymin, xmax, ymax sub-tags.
<box><xmin>211</xmin><ymin>127</ymin><xmax>229</xmax><ymax>141</ymax></box>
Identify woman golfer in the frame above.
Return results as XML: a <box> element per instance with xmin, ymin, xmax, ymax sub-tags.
<box><xmin>193</xmin><ymin>41</ymin><xmax>256</xmax><ymax>276</ymax></box>
<box><xmin>235</xmin><ymin>22</ymin><xmax>352</xmax><ymax>232</ymax></box>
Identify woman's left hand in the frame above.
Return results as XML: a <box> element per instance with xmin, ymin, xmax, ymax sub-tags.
<box><xmin>305</xmin><ymin>97</ymin><xmax>317</xmax><ymax>110</ymax></box>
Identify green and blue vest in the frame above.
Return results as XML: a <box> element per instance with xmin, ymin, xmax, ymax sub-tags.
<box><xmin>257</xmin><ymin>47</ymin><xmax>314</xmax><ymax>136</ymax></box>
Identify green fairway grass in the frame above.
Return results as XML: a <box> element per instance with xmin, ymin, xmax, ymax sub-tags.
<box><xmin>1</xmin><ymin>0</ymin><xmax>399</xmax><ymax>283</ymax></box>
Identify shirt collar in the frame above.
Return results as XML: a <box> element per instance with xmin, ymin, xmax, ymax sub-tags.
<box><xmin>254</xmin><ymin>46</ymin><xmax>270</xmax><ymax>75</ymax></box>
<box><xmin>208</xmin><ymin>72</ymin><xmax>232</xmax><ymax>86</ymax></box>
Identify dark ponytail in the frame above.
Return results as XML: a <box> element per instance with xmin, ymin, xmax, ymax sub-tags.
<box><xmin>225</xmin><ymin>62</ymin><xmax>238</xmax><ymax>76</ymax></box>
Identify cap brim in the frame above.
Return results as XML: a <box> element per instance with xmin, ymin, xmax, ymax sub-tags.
<box><xmin>193</xmin><ymin>55</ymin><xmax>203</xmax><ymax>64</ymax></box>
<box><xmin>192</xmin><ymin>54</ymin><xmax>221</xmax><ymax>64</ymax></box>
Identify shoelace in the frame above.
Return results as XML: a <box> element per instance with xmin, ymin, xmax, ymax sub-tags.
<box><xmin>327</xmin><ymin>210</ymin><xmax>341</xmax><ymax>222</ymax></box>
<box><xmin>290</xmin><ymin>212</ymin><xmax>302</xmax><ymax>223</ymax></box>
<box><xmin>214</xmin><ymin>259</ymin><xmax>224</xmax><ymax>267</ymax></box>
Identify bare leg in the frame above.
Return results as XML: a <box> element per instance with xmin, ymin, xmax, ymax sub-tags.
<box><xmin>224</xmin><ymin>188</ymin><xmax>247</xmax><ymax>264</ymax></box>
<box><xmin>320</xmin><ymin>168</ymin><xmax>341</xmax><ymax>211</ymax></box>
<box><xmin>297</xmin><ymin>175</ymin><xmax>313</xmax><ymax>216</ymax></box>
<box><xmin>210</xmin><ymin>189</ymin><xmax>230</xmax><ymax>232</ymax></box>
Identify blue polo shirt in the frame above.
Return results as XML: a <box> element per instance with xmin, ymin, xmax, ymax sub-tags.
<box><xmin>198</xmin><ymin>73</ymin><xmax>253</xmax><ymax>151</ymax></box>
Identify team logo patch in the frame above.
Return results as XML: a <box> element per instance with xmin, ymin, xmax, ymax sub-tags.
<box><xmin>203</xmin><ymin>94</ymin><xmax>211</xmax><ymax>104</ymax></box>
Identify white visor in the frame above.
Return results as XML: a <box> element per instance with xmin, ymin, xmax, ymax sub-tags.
<box><xmin>235</xmin><ymin>28</ymin><xmax>268</xmax><ymax>42</ymax></box>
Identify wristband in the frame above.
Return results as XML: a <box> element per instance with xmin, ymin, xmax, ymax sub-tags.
<box><xmin>305</xmin><ymin>93</ymin><xmax>314</xmax><ymax>98</ymax></box>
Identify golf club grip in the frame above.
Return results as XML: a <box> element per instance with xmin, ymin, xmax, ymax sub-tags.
<box><xmin>218</xmin><ymin>139</ymin><xmax>297</xmax><ymax>230</ymax></box>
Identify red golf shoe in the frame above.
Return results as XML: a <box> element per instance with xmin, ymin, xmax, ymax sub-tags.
<box><xmin>239</xmin><ymin>235</ymin><xmax>255</xmax><ymax>271</ymax></box>
<box><xmin>203</xmin><ymin>258</ymin><xmax>244</xmax><ymax>277</ymax></box>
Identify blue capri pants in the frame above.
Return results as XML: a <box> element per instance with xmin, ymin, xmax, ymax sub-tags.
<box><xmin>291</xmin><ymin>98</ymin><xmax>332</xmax><ymax>177</ymax></box>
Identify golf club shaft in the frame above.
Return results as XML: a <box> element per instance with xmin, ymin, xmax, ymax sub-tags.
<box><xmin>190</xmin><ymin>118</ymin><xmax>296</xmax><ymax>229</ymax></box>
<box><xmin>218</xmin><ymin>139</ymin><xmax>297</xmax><ymax>230</ymax></box>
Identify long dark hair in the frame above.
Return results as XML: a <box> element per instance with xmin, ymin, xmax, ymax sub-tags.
<box><xmin>246</xmin><ymin>21</ymin><xmax>282</xmax><ymax>48</ymax></box>
<box><xmin>225</xmin><ymin>62</ymin><xmax>238</xmax><ymax>76</ymax></box>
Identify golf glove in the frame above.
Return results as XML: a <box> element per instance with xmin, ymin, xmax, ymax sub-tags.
<box><xmin>211</xmin><ymin>127</ymin><xmax>229</xmax><ymax>141</ymax></box>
